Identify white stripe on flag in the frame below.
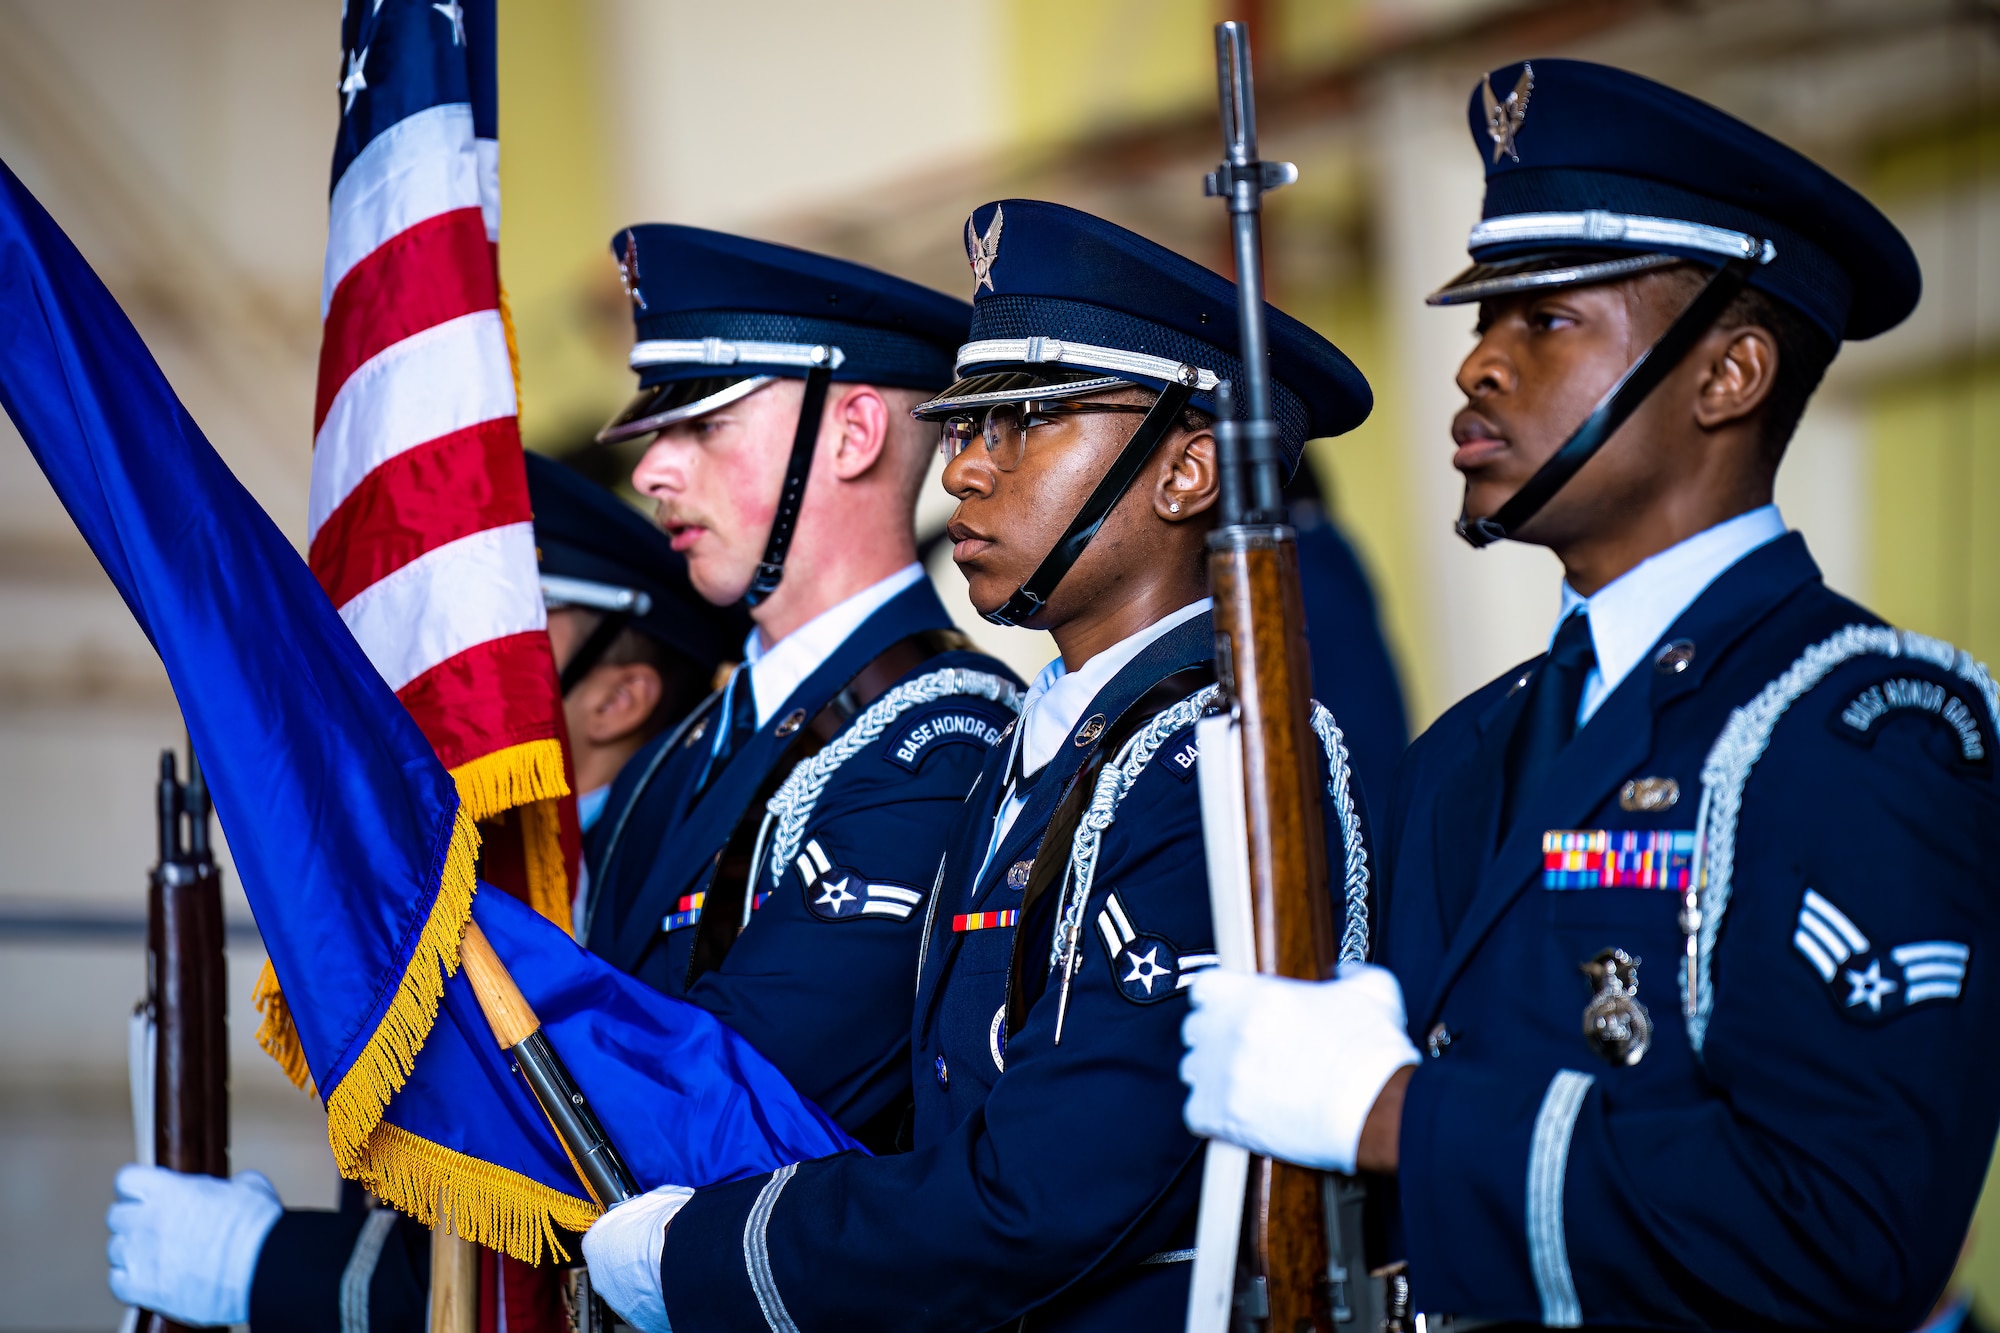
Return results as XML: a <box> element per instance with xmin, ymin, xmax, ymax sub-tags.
<box><xmin>338</xmin><ymin>522</ymin><xmax>545</xmax><ymax>691</ymax></box>
<box><xmin>323</xmin><ymin>103</ymin><xmax>481</xmax><ymax>315</ymax></box>
<box><xmin>475</xmin><ymin>137</ymin><xmax>500</xmax><ymax>242</ymax></box>
<box><xmin>309</xmin><ymin>311</ymin><xmax>516</xmax><ymax>542</ymax></box>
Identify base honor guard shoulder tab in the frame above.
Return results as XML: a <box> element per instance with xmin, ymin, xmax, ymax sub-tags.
<box><xmin>882</xmin><ymin>699</ymin><xmax>1013</xmax><ymax>772</ymax></box>
<box><xmin>1828</xmin><ymin>671</ymin><xmax>1992</xmax><ymax>771</ymax></box>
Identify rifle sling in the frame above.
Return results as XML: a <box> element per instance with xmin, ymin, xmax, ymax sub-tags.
<box><xmin>1004</xmin><ymin>664</ymin><xmax>1216</xmax><ymax>1035</ymax></box>
<box><xmin>684</xmin><ymin>627</ymin><xmax>975</xmax><ymax>987</ymax></box>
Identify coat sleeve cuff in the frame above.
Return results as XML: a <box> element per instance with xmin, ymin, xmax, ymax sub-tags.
<box><xmin>659</xmin><ymin>1172</ymin><xmax>787</xmax><ymax>1333</ymax></box>
<box><xmin>1398</xmin><ymin>1061</ymin><xmax>1596</xmax><ymax>1326</ymax></box>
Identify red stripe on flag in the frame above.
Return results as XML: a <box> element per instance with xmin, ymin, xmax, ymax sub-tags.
<box><xmin>307</xmin><ymin>417</ymin><xmax>531</xmax><ymax>609</ymax></box>
<box><xmin>315</xmin><ymin>206</ymin><xmax>499</xmax><ymax>433</ymax></box>
<box><xmin>397</xmin><ymin>631</ymin><xmax>564</xmax><ymax>774</ymax></box>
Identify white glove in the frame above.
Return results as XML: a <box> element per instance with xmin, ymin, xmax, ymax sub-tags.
<box><xmin>106</xmin><ymin>1163</ymin><xmax>283</xmax><ymax>1326</ymax></box>
<box><xmin>582</xmin><ymin>1183</ymin><xmax>693</xmax><ymax>1333</ymax></box>
<box><xmin>1181</xmin><ymin>961</ymin><xmax>1420</xmax><ymax>1173</ymax></box>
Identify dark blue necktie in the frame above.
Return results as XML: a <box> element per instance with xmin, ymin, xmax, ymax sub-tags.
<box><xmin>693</xmin><ymin>664</ymin><xmax>758</xmax><ymax>797</ymax></box>
<box><xmin>1500</xmin><ymin>609</ymin><xmax>1595</xmax><ymax>837</ymax></box>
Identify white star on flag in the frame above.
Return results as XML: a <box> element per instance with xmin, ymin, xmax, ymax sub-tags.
<box><xmin>432</xmin><ymin>1</ymin><xmax>466</xmax><ymax>45</ymax></box>
<box><xmin>340</xmin><ymin>47</ymin><xmax>368</xmax><ymax>115</ymax></box>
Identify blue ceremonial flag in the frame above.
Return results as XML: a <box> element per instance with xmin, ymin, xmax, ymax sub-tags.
<box><xmin>0</xmin><ymin>158</ymin><xmax>855</xmax><ymax>1259</ymax></box>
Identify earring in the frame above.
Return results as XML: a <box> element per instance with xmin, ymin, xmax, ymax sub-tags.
<box><xmin>1169</xmin><ymin>499</ymin><xmax>1181</xmax><ymax>514</ymax></box>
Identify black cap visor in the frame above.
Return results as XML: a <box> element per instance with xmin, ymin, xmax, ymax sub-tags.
<box><xmin>912</xmin><ymin>368</ymin><xmax>1138</xmax><ymax>421</ymax></box>
<box><xmin>1427</xmin><ymin>250</ymin><xmax>1684</xmax><ymax>307</ymax></box>
<box><xmin>597</xmin><ymin>374</ymin><xmax>774</xmax><ymax>445</ymax></box>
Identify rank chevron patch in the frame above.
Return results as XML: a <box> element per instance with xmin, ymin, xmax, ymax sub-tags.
<box><xmin>796</xmin><ymin>838</ymin><xmax>925</xmax><ymax>923</ymax></box>
<box><xmin>1792</xmin><ymin>888</ymin><xmax>1970</xmax><ymax>1022</ymax></box>
<box><xmin>1094</xmin><ymin>890</ymin><xmax>1216</xmax><ymax>1005</ymax></box>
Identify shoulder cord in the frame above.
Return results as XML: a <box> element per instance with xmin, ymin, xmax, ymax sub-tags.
<box><xmin>1685</xmin><ymin>625</ymin><xmax>2000</xmax><ymax>1053</ymax></box>
<box><xmin>1309</xmin><ymin>700</ymin><xmax>1373</xmax><ymax>966</ymax></box>
<box><xmin>751</xmin><ymin>667</ymin><xmax>1023</xmax><ymax>891</ymax></box>
<box><xmin>1048</xmin><ymin>684</ymin><xmax>1225</xmax><ymax>975</ymax></box>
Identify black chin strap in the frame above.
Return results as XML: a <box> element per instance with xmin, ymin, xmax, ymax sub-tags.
<box><xmin>985</xmin><ymin>381</ymin><xmax>1197</xmax><ymax>627</ymax></box>
<box><xmin>1457</xmin><ymin>256</ymin><xmax>1758</xmax><ymax>549</ymax></box>
<box><xmin>746</xmin><ymin>365</ymin><xmax>834</xmax><ymax>605</ymax></box>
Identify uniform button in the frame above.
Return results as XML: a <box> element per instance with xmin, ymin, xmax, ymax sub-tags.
<box><xmin>1426</xmin><ymin>1023</ymin><xmax>1454</xmax><ymax>1059</ymax></box>
<box><xmin>1654</xmin><ymin>638</ymin><xmax>1696</xmax><ymax>674</ymax></box>
<box><xmin>934</xmin><ymin>1053</ymin><xmax>949</xmax><ymax>1089</ymax></box>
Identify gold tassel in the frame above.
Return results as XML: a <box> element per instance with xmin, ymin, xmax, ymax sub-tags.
<box><xmin>449</xmin><ymin>737</ymin><xmax>569</xmax><ymax>825</ymax></box>
<box><xmin>317</xmin><ymin>804</ymin><xmax>482</xmax><ymax>1178</ymax></box>
<box><xmin>252</xmin><ymin>960</ymin><xmax>314</xmax><ymax>1094</ymax></box>
<box><xmin>497</xmin><ymin>278</ymin><xmax>524</xmax><ymax>416</ymax></box>
<box><xmin>519</xmin><ymin>796</ymin><xmax>573</xmax><ymax>937</ymax></box>
<box><xmin>353</xmin><ymin>1121</ymin><xmax>599</xmax><ymax>1265</ymax></box>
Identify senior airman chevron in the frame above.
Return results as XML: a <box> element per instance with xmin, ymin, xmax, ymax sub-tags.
<box><xmin>1543</xmin><ymin>829</ymin><xmax>1697</xmax><ymax>889</ymax></box>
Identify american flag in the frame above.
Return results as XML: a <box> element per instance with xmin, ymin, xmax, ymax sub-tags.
<box><xmin>307</xmin><ymin>0</ymin><xmax>572</xmax><ymax>924</ymax></box>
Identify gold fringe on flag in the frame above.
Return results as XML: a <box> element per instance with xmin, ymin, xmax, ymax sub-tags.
<box><xmin>252</xmin><ymin>962</ymin><xmax>314</xmax><ymax>1093</ymax></box>
<box><xmin>351</xmin><ymin>1121</ymin><xmax>599</xmax><ymax>1265</ymax></box>
<box><xmin>519</xmin><ymin>795</ymin><xmax>574</xmax><ymax>936</ymax></box>
<box><xmin>449</xmin><ymin>736</ymin><xmax>568</xmax><ymax>825</ymax></box>
<box><xmin>252</xmin><ymin>805</ymin><xmax>482</xmax><ymax>1176</ymax></box>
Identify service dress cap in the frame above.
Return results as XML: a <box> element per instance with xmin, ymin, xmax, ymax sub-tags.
<box><xmin>526</xmin><ymin>452</ymin><xmax>747</xmax><ymax>673</ymax></box>
<box><xmin>598</xmin><ymin>224</ymin><xmax>971</xmax><ymax>444</ymax></box>
<box><xmin>1428</xmin><ymin>58</ymin><xmax>1920</xmax><ymax>342</ymax></box>
<box><xmin>916</xmin><ymin>199</ymin><xmax>1372</xmax><ymax>474</ymax></box>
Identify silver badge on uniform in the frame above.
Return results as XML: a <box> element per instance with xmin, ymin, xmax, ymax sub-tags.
<box><xmin>1581</xmin><ymin>947</ymin><xmax>1652</xmax><ymax>1066</ymax></box>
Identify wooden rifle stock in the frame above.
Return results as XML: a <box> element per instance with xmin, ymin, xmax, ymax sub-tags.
<box><xmin>1209</xmin><ymin>529</ymin><xmax>1339</xmax><ymax>1333</ymax></box>
<box><xmin>1188</xmin><ymin>21</ymin><xmax>1366</xmax><ymax>1333</ymax></box>
<box><xmin>139</xmin><ymin>745</ymin><xmax>229</xmax><ymax>1333</ymax></box>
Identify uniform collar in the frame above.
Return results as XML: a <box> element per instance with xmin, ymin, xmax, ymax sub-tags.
<box><xmin>1559</xmin><ymin>504</ymin><xmax>1787</xmax><ymax>724</ymax></box>
<box><xmin>741</xmin><ymin>562</ymin><xmax>925</xmax><ymax>727</ymax></box>
<box><xmin>1016</xmin><ymin>597</ymin><xmax>1212</xmax><ymax>779</ymax></box>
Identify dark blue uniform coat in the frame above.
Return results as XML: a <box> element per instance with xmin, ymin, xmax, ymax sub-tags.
<box><xmin>660</xmin><ymin>613</ymin><xmax>1374</xmax><ymax>1333</ymax></box>
<box><xmin>1383</xmin><ymin>534</ymin><xmax>2000</xmax><ymax>1329</ymax></box>
<box><xmin>582</xmin><ymin>577</ymin><xmax>1020</xmax><ymax>1138</ymax></box>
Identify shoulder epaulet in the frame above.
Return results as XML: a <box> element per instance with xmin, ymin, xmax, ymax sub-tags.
<box><xmin>1686</xmin><ymin>625</ymin><xmax>1998</xmax><ymax>1053</ymax></box>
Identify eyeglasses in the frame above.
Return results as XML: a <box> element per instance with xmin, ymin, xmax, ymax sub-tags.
<box><xmin>937</xmin><ymin>400</ymin><xmax>1152</xmax><ymax>472</ymax></box>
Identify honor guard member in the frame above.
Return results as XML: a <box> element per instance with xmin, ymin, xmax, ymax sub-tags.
<box><xmin>525</xmin><ymin>452</ymin><xmax>751</xmax><ymax>930</ymax></box>
<box><xmin>582</xmin><ymin>223</ymin><xmax>1022</xmax><ymax>1152</ymax></box>
<box><xmin>1182</xmin><ymin>60</ymin><xmax>2000</xmax><ymax>1330</ymax></box>
<box><xmin>102</xmin><ymin>456</ymin><xmax>742</xmax><ymax>1333</ymax></box>
<box><xmin>579</xmin><ymin>200</ymin><xmax>1376</xmax><ymax>1333</ymax></box>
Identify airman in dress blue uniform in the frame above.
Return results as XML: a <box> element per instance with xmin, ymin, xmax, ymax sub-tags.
<box><xmin>579</xmin><ymin>225</ymin><xmax>1021</xmax><ymax>1152</ymax></box>
<box><xmin>108</xmin><ymin>229</ymin><xmax>1017</xmax><ymax>1333</ymax></box>
<box><xmin>579</xmin><ymin>199</ymin><xmax>1380</xmax><ymax>1333</ymax></box>
<box><xmin>1182</xmin><ymin>59</ymin><xmax>2000</xmax><ymax>1331</ymax></box>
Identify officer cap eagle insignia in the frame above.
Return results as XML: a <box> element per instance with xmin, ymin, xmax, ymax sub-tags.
<box><xmin>617</xmin><ymin>229</ymin><xmax>646</xmax><ymax>310</ymax></box>
<box><xmin>965</xmin><ymin>204</ymin><xmax>1004</xmax><ymax>294</ymax></box>
<box><xmin>1482</xmin><ymin>63</ymin><xmax>1533</xmax><ymax>163</ymax></box>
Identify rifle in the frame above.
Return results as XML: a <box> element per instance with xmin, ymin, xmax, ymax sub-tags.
<box><xmin>135</xmin><ymin>743</ymin><xmax>229</xmax><ymax>1333</ymax></box>
<box><xmin>1187</xmin><ymin>23</ymin><xmax>1391</xmax><ymax>1333</ymax></box>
